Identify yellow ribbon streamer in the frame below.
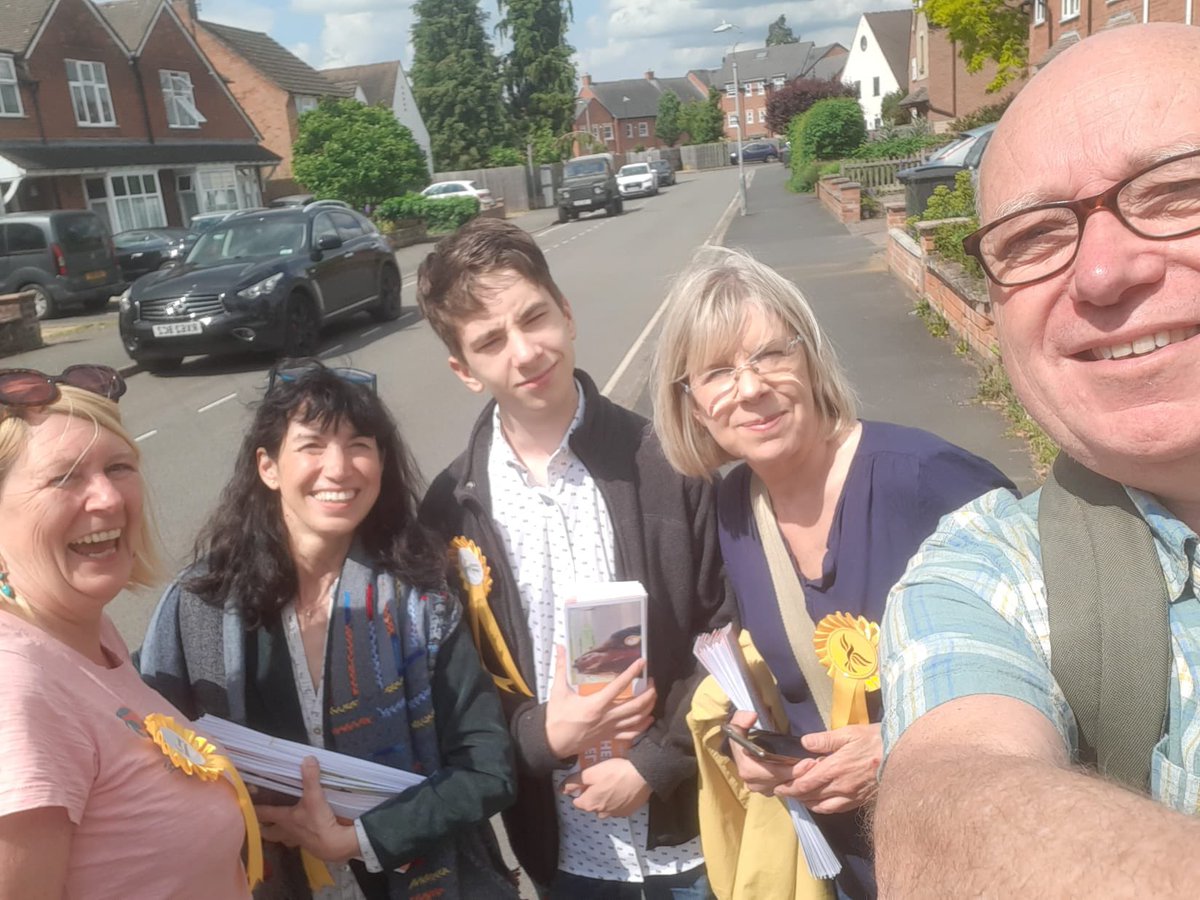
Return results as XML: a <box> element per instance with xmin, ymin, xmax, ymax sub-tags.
<box><xmin>302</xmin><ymin>850</ymin><xmax>335</xmax><ymax>889</ymax></box>
<box><xmin>450</xmin><ymin>536</ymin><xmax>533</xmax><ymax>697</ymax></box>
<box><xmin>144</xmin><ymin>714</ymin><xmax>264</xmax><ymax>890</ymax></box>
<box><xmin>812</xmin><ymin>614</ymin><xmax>880</xmax><ymax>730</ymax></box>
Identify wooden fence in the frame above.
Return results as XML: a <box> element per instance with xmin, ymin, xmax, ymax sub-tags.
<box><xmin>840</xmin><ymin>153</ymin><xmax>931</xmax><ymax>194</ymax></box>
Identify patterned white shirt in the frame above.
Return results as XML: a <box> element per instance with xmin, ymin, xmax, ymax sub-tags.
<box><xmin>487</xmin><ymin>384</ymin><xmax>704</xmax><ymax>882</ymax></box>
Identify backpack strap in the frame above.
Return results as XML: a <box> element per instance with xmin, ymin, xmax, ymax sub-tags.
<box><xmin>1038</xmin><ymin>453</ymin><xmax>1171</xmax><ymax>791</ymax></box>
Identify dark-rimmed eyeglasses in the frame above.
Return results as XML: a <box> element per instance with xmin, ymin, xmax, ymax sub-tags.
<box><xmin>267</xmin><ymin>359</ymin><xmax>377</xmax><ymax>395</ymax></box>
<box><xmin>0</xmin><ymin>365</ymin><xmax>126</xmax><ymax>415</ymax></box>
<box><xmin>964</xmin><ymin>148</ymin><xmax>1200</xmax><ymax>287</ymax></box>
<box><xmin>680</xmin><ymin>334</ymin><xmax>804</xmax><ymax>415</ymax></box>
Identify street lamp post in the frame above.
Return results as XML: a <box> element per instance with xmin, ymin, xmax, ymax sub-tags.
<box><xmin>714</xmin><ymin>20</ymin><xmax>746</xmax><ymax>216</ymax></box>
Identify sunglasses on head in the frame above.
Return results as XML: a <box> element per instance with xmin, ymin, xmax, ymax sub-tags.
<box><xmin>0</xmin><ymin>365</ymin><xmax>127</xmax><ymax>412</ymax></box>
<box><xmin>267</xmin><ymin>360</ymin><xmax>378</xmax><ymax>395</ymax></box>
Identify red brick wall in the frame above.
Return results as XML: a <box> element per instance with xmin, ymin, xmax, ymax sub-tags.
<box><xmin>1031</xmin><ymin>0</ymin><xmax>1191</xmax><ymax>64</ymax></box>
<box><xmin>719</xmin><ymin>85</ymin><xmax>773</xmax><ymax>141</ymax></box>
<box><xmin>573</xmin><ymin>97</ymin><xmax>617</xmax><ymax>151</ymax></box>
<box><xmin>138</xmin><ymin>9</ymin><xmax>257</xmax><ymax>141</ymax></box>
<box><xmin>888</xmin><ymin>227</ymin><xmax>924</xmax><ymax>296</ymax></box>
<box><xmin>20</xmin><ymin>0</ymin><xmax>148</xmax><ymax>141</ymax></box>
<box><xmin>925</xmin><ymin>263</ymin><xmax>999</xmax><ymax>358</ymax></box>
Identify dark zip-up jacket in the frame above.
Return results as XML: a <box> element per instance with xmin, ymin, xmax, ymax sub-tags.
<box><xmin>419</xmin><ymin>370</ymin><xmax>737</xmax><ymax>887</ymax></box>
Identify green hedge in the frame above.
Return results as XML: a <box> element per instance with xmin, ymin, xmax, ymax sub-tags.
<box><xmin>375</xmin><ymin>194</ymin><xmax>479</xmax><ymax>233</ymax></box>
<box><xmin>796</xmin><ymin>98</ymin><xmax>866</xmax><ymax>165</ymax></box>
<box><xmin>851</xmin><ymin>133</ymin><xmax>949</xmax><ymax>161</ymax></box>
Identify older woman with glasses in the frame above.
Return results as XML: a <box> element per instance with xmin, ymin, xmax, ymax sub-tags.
<box><xmin>0</xmin><ymin>366</ymin><xmax>253</xmax><ymax>899</ymax></box>
<box><xmin>139</xmin><ymin>359</ymin><xmax>518</xmax><ymax>900</ymax></box>
<box><xmin>652</xmin><ymin>248</ymin><xmax>1014</xmax><ymax>899</ymax></box>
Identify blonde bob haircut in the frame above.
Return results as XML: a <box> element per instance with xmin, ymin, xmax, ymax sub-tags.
<box><xmin>0</xmin><ymin>384</ymin><xmax>162</xmax><ymax>588</ymax></box>
<box><xmin>652</xmin><ymin>245</ymin><xmax>858</xmax><ymax>480</ymax></box>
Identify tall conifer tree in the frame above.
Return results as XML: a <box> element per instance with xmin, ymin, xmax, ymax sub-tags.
<box><xmin>497</xmin><ymin>0</ymin><xmax>576</xmax><ymax>150</ymax></box>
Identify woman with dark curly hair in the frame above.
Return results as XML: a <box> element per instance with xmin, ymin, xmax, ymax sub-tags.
<box><xmin>139</xmin><ymin>360</ymin><xmax>518</xmax><ymax>900</ymax></box>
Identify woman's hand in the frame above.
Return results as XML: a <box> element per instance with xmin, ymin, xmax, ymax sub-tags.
<box><xmin>545</xmin><ymin>645</ymin><xmax>656</xmax><ymax>760</ymax></box>
<box><xmin>774</xmin><ymin>723</ymin><xmax>883</xmax><ymax>814</ymax></box>
<box><xmin>256</xmin><ymin>757</ymin><xmax>361</xmax><ymax>863</ymax></box>
<box><xmin>727</xmin><ymin>710</ymin><xmax>815</xmax><ymax>797</ymax></box>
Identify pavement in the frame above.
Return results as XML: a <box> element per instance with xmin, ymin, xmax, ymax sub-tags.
<box><xmin>625</xmin><ymin>163</ymin><xmax>1038</xmax><ymax>494</ymax></box>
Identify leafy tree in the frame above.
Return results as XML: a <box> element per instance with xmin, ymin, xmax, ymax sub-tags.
<box><xmin>656</xmin><ymin>91</ymin><xmax>682</xmax><ymax>147</ymax></box>
<box><xmin>923</xmin><ymin>0</ymin><xmax>1029</xmax><ymax>92</ymax></box>
<box><xmin>795</xmin><ymin>97</ymin><xmax>866</xmax><ymax>163</ymax></box>
<box><xmin>766</xmin><ymin>15</ymin><xmax>798</xmax><ymax>46</ymax></box>
<box><xmin>496</xmin><ymin>0</ymin><xmax>576</xmax><ymax>143</ymax></box>
<box><xmin>410</xmin><ymin>0</ymin><xmax>512</xmax><ymax>170</ymax></box>
<box><xmin>487</xmin><ymin>146</ymin><xmax>525</xmax><ymax>166</ymax></box>
<box><xmin>678</xmin><ymin>87</ymin><xmax>725</xmax><ymax>144</ymax></box>
<box><xmin>765</xmin><ymin>77</ymin><xmax>856</xmax><ymax>135</ymax></box>
<box><xmin>880</xmin><ymin>89</ymin><xmax>909</xmax><ymax>127</ymax></box>
<box><xmin>949</xmin><ymin>95</ymin><xmax>1015</xmax><ymax>131</ymax></box>
<box><xmin>292</xmin><ymin>99</ymin><xmax>428</xmax><ymax>208</ymax></box>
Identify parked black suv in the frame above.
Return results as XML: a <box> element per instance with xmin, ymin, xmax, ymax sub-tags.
<box><xmin>119</xmin><ymin>205</ymin><xmax>401</xmax><ymax>372</ymax></box>
<box><xmin>557</xmin><ymin>153</ymin><xmax>622</xmax><ymax>222</ymax></box>
<box><xmin>0</xmin><ymin>210</ymin><xmax>124</xmax><ymax>319</ymax></box>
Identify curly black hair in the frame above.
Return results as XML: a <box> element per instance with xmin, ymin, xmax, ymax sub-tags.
<box><xmin>186</xmin><ymin>360</ymin><xmax>446</xmax><ymax>627</ymax></box>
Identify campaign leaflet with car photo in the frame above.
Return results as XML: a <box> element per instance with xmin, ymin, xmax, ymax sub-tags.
<box><xmin>564</xmin><ymin>582</ymin><xmax>648</xmax><ymax>769</ymax></box>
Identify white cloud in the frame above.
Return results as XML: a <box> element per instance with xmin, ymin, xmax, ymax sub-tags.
<box><xmin>200</xmin><ymin>0</ymin><xmax>276</xmax><ymax>33</ymax></box>
<box><xmin>289</xmin><ymin>41</ymin><xmax>315</xmax><ymax>64</ymax></box>
<box><xmin>315</xmin><ymin>10</ymin><xmax>415</xmax><ymax>68</ymax></box>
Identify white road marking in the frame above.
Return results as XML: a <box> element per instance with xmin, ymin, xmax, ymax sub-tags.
<box><xmin>320</xmin><ymin>344</ymin><xmax>344</xmax><ymax>357</ymax></box>
<box><xmin>362</xmin><ymin>327</ymin><xmax>381</xmax><ymax>337</ymax></box>
<box><xmin>134</xmin><ymin>430</ymin><xmax>157</xmax><ymax>442</ymax></box>
<box><xmin>197</xmin><ymin>392</ymin><xmax>237</xmax><ymax>413</ymax></box>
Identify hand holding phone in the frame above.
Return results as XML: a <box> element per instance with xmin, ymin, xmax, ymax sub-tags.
<box><xmin>722</xmin><ymin>721</ymin><xmax>816</xmax><ymax>765</ymax></box>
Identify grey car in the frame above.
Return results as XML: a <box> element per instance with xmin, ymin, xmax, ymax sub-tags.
<box><xmin>0</xmin><ymin>210</ymin><xmax>124</xmax><ymax>319</ymax></box>
<box><xmin>649</xmin><ymin>160</ymin><xmax>676</xmax><ymax>186</ymax></box>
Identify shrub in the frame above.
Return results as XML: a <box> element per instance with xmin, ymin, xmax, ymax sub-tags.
<box><xmin>922</xmin><ymin>170</ymin><xmax>978</xmax><ymax>220</ymax></box>
<box><xmin>765</xmin><ymin>78</ymin><xmax>857</xmax><ymax>136</ymax></box>
<box><xmin>950</xmin><ymin>96</ymin><xmax>1015</xmax><ymax>133</ymax></box>
<box><xmin>932</xmin><ymin>219</ymin><xmax>983</xmax><ymax>279</ymax></box>
<box><xmin>851</xmin><ymin>132</ymin><xmax>950</xmax><ymax>161</ymax></box>
<box><xmin>487</xmin><ymin>146</ymin><xmax>524</xmax><ymax>167</ymax></box>
<box><xmin>796</xmin><ymin>98</ymin><xmax>867</xmax><ymax>165</ymax></box>
<box><xmin>376</xmin><ymin>194</ymin><xmax>480</xmax><ymax>233</ymax></box>
<box><xmin>789</xmin><ymin>160</ymin><xmax>822</xmax><ymax>193</ymax></box>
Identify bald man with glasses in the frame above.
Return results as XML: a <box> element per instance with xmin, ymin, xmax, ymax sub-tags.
<box><xmin>874</xmin><ymin>23</ymin><xmax>1200</xmax><ymax>896</ymax></box>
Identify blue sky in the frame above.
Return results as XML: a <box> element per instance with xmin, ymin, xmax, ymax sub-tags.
<box><xmin>196</xmin><ymin>0</ymin><xmax>908</xmax><ymax>82</ymax></box>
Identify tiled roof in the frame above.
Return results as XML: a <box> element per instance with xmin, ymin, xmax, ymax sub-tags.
<box><xmin>588</xmin><ymin>75</ymin><xmax>705</xmax><ymax>119</ymax></box>
<box><xmin>0</xmin><ymin>0</ymin><xmax>54</xmax><ymax>54</ymax></box>
<box><xmin>898</xmin><ymin>84</ymin><xmax>929</xmax><ymax>107</ymax></box>
<box><xmin>202</xmin><ymin>20</ymin><xmax>352</xmax><ymax>97</ymax></box>
<box><xmin>1036</xmin><ymin>31</ymin><xmax>1080</xmax><ymax>68</ymax></box>
<box><xmin>95</xmin><ymin>0</ymin><xmax>160</xmax><ymax>52</ymax></box>
<box><xmin>809</xmin><ymin>45</ymin><xmax>847</xmax><ymax>82</ymax></box>
<box><xmin>865</xmin><ymin>9</ymin><xmax>913</xmax><ymax>89</ymax></box>
<box><xmin>321</xmin><ymin>60</ymin><xmax>400</xmax><ymax>106</ymax></box>
<box><xmin>715</xmin><ymin>41</ymin><xmax>825</xmax><ymax>86</ymax></box>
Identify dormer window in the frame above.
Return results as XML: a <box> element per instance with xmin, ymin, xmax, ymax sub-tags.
<box><xmin>66</xmin><ymin>60</ymin><xmax>116</xmax><ymax>126</ymax></box>
<box><xmin>0</xmin><ymin>56</ymin><xmax>23</xmax><ymax>117</ymax></box>
<box><xmin>295</xmin><ymin>95</ymin><xmax>319</xmax><ymax>115</ymax></box>
<box><xmin>161</xmin><ymin>70</ymin><xmax>205</xmax><ymax>128</ymax></box>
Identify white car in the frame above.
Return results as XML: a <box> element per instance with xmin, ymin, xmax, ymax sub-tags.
<box><xmin>420</xmin><ymin>180</ymin><xmax>496</xmax><ymax>209</ymax></box>
<box><xmin>617</xmin><ymin>163</ymin><xmax>658</xmax><ymax>198</ymax></box>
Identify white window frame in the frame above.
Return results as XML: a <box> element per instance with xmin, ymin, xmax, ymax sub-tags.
<box><xmin>772</xmin><ymin>76</ymin><xmax>785</xmax><ymax>88</ymax></box>
<box><xmin>295</xmin><ymin>94</ymin><xmax>319</xmax><ymax>115</ymax></box>
<box><xmin>197</xmin><ymin>168</ymin><xmax>239</xmax><ymax>213</ymax></box>
<box><xmin>160</xmin><ymin>69</ymin><xmax>205</xmax><ymax>128</ymax></box>
<box><xmin>758</xmin><ymin>108</ymin><xmax>767</xmax><ymax>124</ymax></box>
<box><xmin>603</xmin><ymin>123</ymin><xmax>614</xmax><ymax>141</ymax></box>
<box><xmin>726</xmin><ymin>83</ymin><xmax>736</xmax><ymax>97</ymax></box>
<box><xmin>66</xmin><ymin>59</ymin><xmax>116</xmax><ymax>127</ymax></box>
<box><xmin>83</xmin><ymin>171</ymin><xmax>166</xmax><ymax>231</ymax></box>
<box><xmin>746</xmin><ymin>109</ymin><xmax>754</xmax><ymax>125</ymax></box>
<box><xmin>755</xmin><ymin>81</ymin><xmax>765</xmax><ymax>96</ymax></box>
<box><xmin>625</xmin><ymin>122</ymin><xmax>633</xmax><ymax>138</ymax></box>
<box><xmin>638</xmin><ymin>121</ymin><xmax>648</xmax><ymax>137</ymax></box>
<box><xmin>727</xmin><ymin>112</ymin><xmax>738</xmax><ymax>127</ymax></box>
<box><xmin>1061</xmin><ymin>0</ymin><xmax>1080</xmax><ymax>20</ymax></box>
<box><xmin>0</xmin><ymin>56</ymin><xmax>23</xmax><ymax>117</ymax></box>
<box><xmin>744</xmin><ymin>82</ymin><xmax>753</xmax><ymax>95</ymax></box>
<box><xmin>1034</xmin><ymin>0</ymin><xmax>1047</xmax><ymax>23</ymax></box>
<box><xmin>873</xmin><ymin>76</ymin><xmax>881</xmax><ymax>97</ymax></box>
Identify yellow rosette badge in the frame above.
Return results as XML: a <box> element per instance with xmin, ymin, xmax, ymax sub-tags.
<box><xmin>812</xmin><ymin>613</ymin><xmax>881</xmax><ymax>730</ymax></box>
<box><xmin>144</xmin><ymin>714</ymin><xmax>264</xmax><ymax>890</ymax></box>
<box><xmin>450</xmin><ymin>536</ymin><xmax>532</xmax><ymax>697</ymax></box>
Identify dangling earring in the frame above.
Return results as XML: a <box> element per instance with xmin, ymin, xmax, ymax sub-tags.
<box><xmin>0</xmin><ymin>563</ymin><xmax>14</xmax><ymax>599</ymax></box>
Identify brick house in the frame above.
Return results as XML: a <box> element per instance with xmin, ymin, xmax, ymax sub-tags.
<box><xmin>170</xmin><ymin>0</ymin><xmax>353</xmax><ymax>200</ymax></box>
<box><xmin>714</xmin><ymin>42</ymin><xmax>848</xmax><ymax>142</ymax></box>
<box><xmin>841</xmin><ymin>9</ymin><xmax>912</xmax><ymax>130</ymax></box>
<box><xmin>1029</xmin><ymin>0</ymin><xmax>1194</xmax><ymax>70</ymax></box>
<box><xmin>575</xmin><ymin>71</ymin><xmax>707</xmax><ymax>154</ymax></box>
<box><xmin>321</xmin><ymin>60</ymin><xmax>431</xmax><ymax>173</ymax></box>
<box><xmin>0</xmin><ymin>0</ymin><xmax>276</xmax><ymax>228</ymax></box>
<box><xmin>901</xmin><ymin>10</ymin><xmax>1027</xmax><ymax>131</ymax></box>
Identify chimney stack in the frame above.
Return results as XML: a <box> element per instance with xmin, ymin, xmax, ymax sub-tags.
<box><xmin>581</xmin><ymin>73</ymin><xmax>592</xmax><ymax>87</ymax></box>
<box><xmin>644</xmin><ymin>70</ymin><xmax>655</xmax><ymax>80</ymax></box>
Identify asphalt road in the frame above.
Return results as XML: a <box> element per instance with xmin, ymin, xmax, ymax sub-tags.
<box><xmin>64</xmin><ymin>168</ymin><xmax>743</xmax><ymax>646</ymax></box>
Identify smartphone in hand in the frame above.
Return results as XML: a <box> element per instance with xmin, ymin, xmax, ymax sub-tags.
<box><xmin>722</xmin><ymin>722</ymin><xmax>816</xmax><ymax>765</ymax></box>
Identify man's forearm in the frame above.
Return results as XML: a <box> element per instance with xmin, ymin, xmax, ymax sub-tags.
<box><xmin>875</xmin><ymin>748</ymin><xmax>1200</xmax><ymax>896</ymax></box>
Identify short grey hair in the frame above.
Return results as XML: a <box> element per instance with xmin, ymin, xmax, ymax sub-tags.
<box><xmin>652</xmin><ymin>245</ymin><xmax>858</xmax><ymax>480</ymax></box>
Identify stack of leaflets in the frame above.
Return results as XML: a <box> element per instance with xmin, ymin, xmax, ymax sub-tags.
<box><xmin>564</xmin><ymin>581</ymin><xmax>648</xmax><ymax>768</ymax></box>
<box><xmin>195</xmin><ymin>714</ymin><xmax>423</xmax><ymax>819</ymax></box>
<box><xmin>692</xmin><ymin>624</ymin><xmax>842</xmax><ymax>880</ymax></box>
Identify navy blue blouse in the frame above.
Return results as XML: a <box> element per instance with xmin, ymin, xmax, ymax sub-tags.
<box><xmin>717</xmin><ymin>420</ymin><xmax>1017</xmax><ymax>898</ymax></box>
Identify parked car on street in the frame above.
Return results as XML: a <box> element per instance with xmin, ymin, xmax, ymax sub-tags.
<box><xmin>617</xmin><ymin>163</ymin><xmax>658</xmax><ymax>198</ymax></box>
<box><xmin>648</xmin><ymin>159</ymin><xmax>676</xmax><ymax>186</ymax></box>
<box><xmin>731</xmin><ymin>141</ymin><xmax>780</xmax><ymax>164</ymax></box>
<box><xmin>557</xmin><ymin>153</ymin><xmax>622</xmax><ymax>222</ymax></box>
<box><xmin>897</xmin><ymin>122</ymin><xmax>997</xmax><ymax>215</ymax></box>
<box><xmin>118</xmin><ymin>205</ymin><xmax>402</xmax><ymax>373</ymax></box>
<box><xmin>420</xmin><ymin>180</ymin><xmax>496</xmax><ymax>209</ymax></box>
<box><xmin>269</xmin><ymin>194</ymin><xmax>315</xmax><ymax>208</ymax></box>
<box><xmin>113</xmin><ymin>228</ymin><xmax>188</xmax><ymax>284</ymax></box>
<box><xmin>0</xmin><ymin>210</ymin><xmax>124</xmax><ymax>319</ymax></box>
